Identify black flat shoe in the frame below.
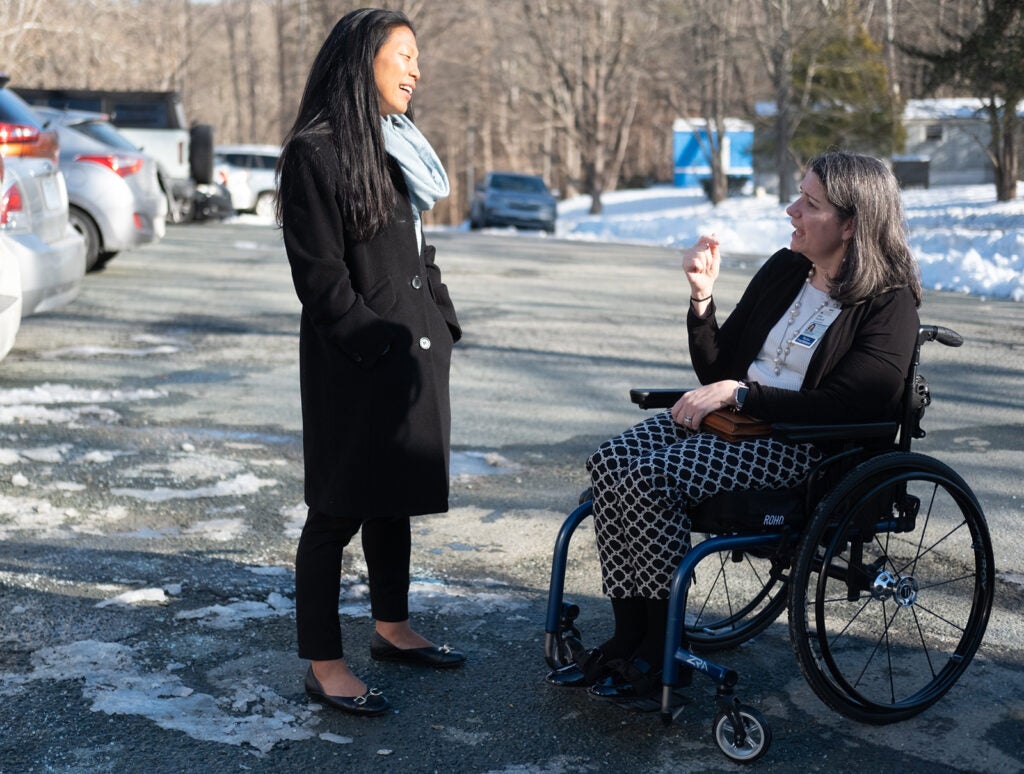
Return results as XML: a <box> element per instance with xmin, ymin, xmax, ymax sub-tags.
<box><xmin>587</xmin><ymin>656</ymin><xmax>663</xmax><ymax>701</ymax></box>
<box><xmin>545</xmin><ymin>647</ymin><xmax>612</xmax><ymax>687</ymax></box>
<box><xmin>369</xmin><ymin>631</ymin><xmax>466</xmax><ymax>668</ymax></box>
<box><xmin>304</xmin><ymin>666</ymin><xmax>390</xmax><ymax>716</ymax></box>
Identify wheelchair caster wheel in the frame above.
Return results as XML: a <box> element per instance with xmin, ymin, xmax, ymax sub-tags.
<box><xmin>558</xmin><ymin>630</ymin><xmax>584</xmax><ymax>663</ymax></box>
<box><xmin>712</xmin><ymin>705</ymin><xmax>771</xmax><ymax>763</ymax></box>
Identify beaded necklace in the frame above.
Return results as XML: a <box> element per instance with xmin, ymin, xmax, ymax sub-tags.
<box><xmin>771</xmin><ymin>268</ymin><xmax>837</xmax><ymax>376</ymax></box>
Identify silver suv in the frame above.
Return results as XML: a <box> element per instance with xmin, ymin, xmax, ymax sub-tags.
<box><xmin>214</xmin><ymin>144</ymin><xmax>280</xmax><ymax>218</ymax></box>
<box><xmin>469</xmin><ymin>172</ymin><xmax>557</xmax><ymax>234</ymax></box>
<box><xmin>33</xmin><ymin>106</ymin><xmax>167</xmax><ymax>271</ymax></box>
<box><xmin>0</xmin><ymin>78</ymin><xmax>86</xmax><ymax>316</ymax></box>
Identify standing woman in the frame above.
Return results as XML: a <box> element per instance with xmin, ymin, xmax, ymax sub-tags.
<box><xmin>277</xmin><ymin>8</ymin><xmax>465</xmax><ymax>717</ymax></box>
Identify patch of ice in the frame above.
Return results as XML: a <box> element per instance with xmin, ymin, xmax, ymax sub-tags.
<box><xmin>110</xmin><ymin>473</ymin><xmax>277</xmax><ymax>502</ymax></box>
<box><xmin>9</xmin><ymin>641</ymin><xmax>314</xmax><ymax>753</ymax></box>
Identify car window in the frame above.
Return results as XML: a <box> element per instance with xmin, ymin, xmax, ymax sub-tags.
<box><xmin>254</xmin><ymin>154</ymin><xmax>278</xmax><ymax>170</ymax></box>
<box><xmin>110</xmin><ymin>101</ymin><xmax>173</xmax><ymax>129</ymax></box>
<box><xmin>71</xmin><ymin>120</ymin><xmax>140</xmax><ymax>152</ymax></box>
<box><xmin>0</xmin><ymin>89</ymin><xmax>46</xmax><ymax>127</ymax></box>
<box><xmin>490</xmin><ymin>174</ymin><xmax>548</xmax><ymax>194</ymax></box>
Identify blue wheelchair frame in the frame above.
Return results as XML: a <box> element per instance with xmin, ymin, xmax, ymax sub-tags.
<box><xmin>542</xmin><ymin>325</ymin><xmax>994</xmax><ymax>761</ymax></box>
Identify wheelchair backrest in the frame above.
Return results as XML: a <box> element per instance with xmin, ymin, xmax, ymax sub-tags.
<box><xmin>898</xmin><ymin>325</ymin><xmax>962</xmax><ymax>452</ymax></box>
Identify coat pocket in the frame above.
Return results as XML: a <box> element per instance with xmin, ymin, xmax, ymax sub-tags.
<box><xmin>363</xmin><ymin>275</ymin><xmax>398</xmax><ymax>316</ymax></box>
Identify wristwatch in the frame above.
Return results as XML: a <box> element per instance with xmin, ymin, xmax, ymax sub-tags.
<box><xmin>734</xmin><ymin>381</ymin><xmax>749</xmax><ymax>410</ymax></box>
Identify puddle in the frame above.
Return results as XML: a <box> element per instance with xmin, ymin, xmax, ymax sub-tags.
<box><xmin>450</xmin><ymin>450</ymin><xmax>519</xmax><ymax>477</ymax></box>
<box><xmin>177</xmin><ymin>427</ymin><xmax>294</xmax><ymax>444</ymax></box>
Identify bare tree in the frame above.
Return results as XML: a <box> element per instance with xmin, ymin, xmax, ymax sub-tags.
<box><xmin>902</xmin><ymin>0</ymin><xmax>1022</xmax><ymax>201</ymax></box>
<box><xmin>0</xmin><ymin>0</ymin><xmax>47</xmax><ymax>68</ymax></box>
<box><xmin>12</xmin><ymin>0</ymin><xmax>1014</xmax><ymax>223</ymax></box>
<box><xmin>519</xmin><ymin>0</ymin><xmax>658</xmax><ymax>214</ymax></box>
<box><xmin>747</xmin><ymin>0</ymin><xmax>832</xmax><ymax>202</ymax></box>
<box><xmin>655</xmin><ymin>0</ymin><xmax>757</xmax><ymax>204</ymax></box>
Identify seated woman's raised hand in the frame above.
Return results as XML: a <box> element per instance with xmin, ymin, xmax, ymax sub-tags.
<box><xmin>682</xmin><ymin>234</ymin><xmax>721</xmax><ymax>304</ymax></box>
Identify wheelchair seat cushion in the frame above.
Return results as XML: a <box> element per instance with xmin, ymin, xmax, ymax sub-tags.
<box><xmin>689</xmin><ymin>487</ymin><xmax>806</xmax><ymax>534</ymax></box>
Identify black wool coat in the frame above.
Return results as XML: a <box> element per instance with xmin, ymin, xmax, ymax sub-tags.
<box><xmin>279</xmin><ymin>131</ymin><xmax>462</xmax><ymax>518</ymax></box>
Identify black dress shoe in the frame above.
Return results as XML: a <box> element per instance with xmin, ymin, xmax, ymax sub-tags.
<box><xmin>369</xmin><ymin>631</ymin><xmax>466</xmax><ymax>668</ymax></box>
<box><xmin>545</xmin><ymin>647</ymin><xmax>612</xmax><ymax>687</ymax></box>
<box><xmin>587</xmin><ymin>656</ymin><xmax>663</xmax><ymax>701</ymax></box>
<box><xmin>304</xmin><ymin>666</ymin><xmax>390</xmax><ymax>717</ymax></box>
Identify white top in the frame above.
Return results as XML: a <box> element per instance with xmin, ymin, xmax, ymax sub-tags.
<box><xmin>747</xmin><ymin>283</ymin><xmax>841</xmax><ymax>390</ymax></box>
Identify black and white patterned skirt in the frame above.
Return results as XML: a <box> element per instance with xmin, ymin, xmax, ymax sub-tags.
<box><xmin>586</xmin><ymin>411</ymin><xmax>820</xmax><ymax>599</ymax></box>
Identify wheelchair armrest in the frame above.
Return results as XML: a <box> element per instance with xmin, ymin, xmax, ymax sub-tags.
<box><xmin>631</xmin><ymin>389</ymin><xmax>899</xmax><ymax>445</ymax></box>
<box><xmin>630</xmin><ymin>388</ymin><xmax>687</xmax><ymax>409</ymax></box>
<box><xmin>771</xmin><ymin>421</ymin><xmax>898</xmax><ymax>444</ymax></box>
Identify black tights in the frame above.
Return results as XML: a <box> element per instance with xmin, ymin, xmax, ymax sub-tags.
<box><xmin>600</xmin><ymin>597</ymin><xmax>670</xmax><ymax>667</ymax></box>
<box><xmin>295</xmin><ymin>509</ymin><xmax>411</xmax><ymax>660</ymax></box>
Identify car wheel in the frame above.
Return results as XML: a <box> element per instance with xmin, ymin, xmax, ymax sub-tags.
<box><xmin>254</xmin><ymin>192</ymin><xmax>276</xmax><ymax>220</ymax></box>
<box><xmin>94</xmin><ymin>250</ymin><xmax>119</xmax><ymax>271</ymax></box>
<box><xmin>68</xmin><ymin>206</ymin><xmax>101</xmax><ymax>272</ymax></box>
<box><xmin>167</xmin><ymin>191</ymin><xmax>195</xmax><ymax>224</ymax></box>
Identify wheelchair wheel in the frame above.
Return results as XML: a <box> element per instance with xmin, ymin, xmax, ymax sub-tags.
<box><xmin>789</xmin><ymin>452</ymin><xmax>994</xmax><ymax>724</ymax></box>
<box><xmin>684</xmin><ymin>535</ymin><xmax>790</xmax><ymax>652</ymax></box>
<box><xmin>712</xmin><ymin>704</ymin><xmax>772</xmax><ymax>763</ymax></box>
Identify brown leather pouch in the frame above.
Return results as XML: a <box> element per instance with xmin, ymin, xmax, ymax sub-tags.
<box><xmin>700</xmin><ymin>409</ymin><xmax>771</xmax><ymax>442</ymax></box>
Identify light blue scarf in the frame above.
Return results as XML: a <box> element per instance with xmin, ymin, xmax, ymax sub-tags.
<box><xmin>381</xmin><ymin>114</ymin><xmax>449</xmax><ymax>250</ymax></box>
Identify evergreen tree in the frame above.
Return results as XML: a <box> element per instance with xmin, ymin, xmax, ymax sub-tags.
<box><xmin>789</xmin><ymin>22</ymin><xmax>904</xmax><ymax>164</ymax></box>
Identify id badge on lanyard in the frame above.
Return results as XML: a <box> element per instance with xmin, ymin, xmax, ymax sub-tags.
<box><xmin>793</xmin><ymin>306</ymin><xmax>841</xmax><ymax>348</ymax></box>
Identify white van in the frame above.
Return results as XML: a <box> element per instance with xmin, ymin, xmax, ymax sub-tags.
<box><xmin>214</xmin><ymin>144</ymin><xmax>280</xmax><ymax>218</ymax></box>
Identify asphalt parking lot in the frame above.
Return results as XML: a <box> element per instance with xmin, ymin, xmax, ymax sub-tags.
<box><xmin>0</xmin><ymin>222</ymin><xmax>1022</xmax><ymax>772</ymax></box>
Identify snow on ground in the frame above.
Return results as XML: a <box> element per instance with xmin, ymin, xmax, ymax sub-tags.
<box><xmin>553</xmin><ymin>183</ymin><xmax>1024</xmax><ymax>301</ymax></box>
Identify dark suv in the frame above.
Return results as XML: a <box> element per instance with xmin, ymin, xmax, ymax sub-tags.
<box><xmin>469</xmin><ymin>172</ymin><xmax>557</xmax><ymax>234</ymax></box>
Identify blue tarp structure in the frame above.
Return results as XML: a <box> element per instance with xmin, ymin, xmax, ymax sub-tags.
<box><xmin>673</xmin><ymin>118</ymin><xmax>753</xmax><ymax>187</ymax></box>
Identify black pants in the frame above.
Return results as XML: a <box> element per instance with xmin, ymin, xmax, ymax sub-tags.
<box><xmin>295</xmin><ymin>509</ymin><xmax>411</xmax><ymax>660</ymax></box>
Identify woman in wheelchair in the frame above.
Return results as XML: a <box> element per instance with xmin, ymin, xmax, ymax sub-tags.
<box><xmin>547</xmin><ymin>151</ymin><xmax>923</xmax><ymax>703</ymax></box>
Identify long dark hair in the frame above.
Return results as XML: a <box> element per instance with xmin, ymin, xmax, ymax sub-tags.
<box><xmin>811</xmin><ymin>151</ymin><xmax>922</xmax><ymax>307</ymax></box>
<box><xmin>276</xmin><ymin>8</ymin><xmax>414</xmax><ymax>240</ymax></box>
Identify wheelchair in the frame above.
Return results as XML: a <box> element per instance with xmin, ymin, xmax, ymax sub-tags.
<box><xmin>544</xmin><ymin>325</ymin><xmax>995</xmax><ymax>763</ymax></box>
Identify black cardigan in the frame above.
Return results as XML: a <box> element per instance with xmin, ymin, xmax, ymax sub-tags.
<box><xmin>688</xmin><ymin>249</ymin><xmax>920</xmax><ymax>425</ymax></box>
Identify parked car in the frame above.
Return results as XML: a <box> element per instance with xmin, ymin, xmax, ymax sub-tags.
<box><xmin>0</xmin><ymin>77</ymin><xmax>86</xmax><ymax>316</ymax></box>
<box><xmin>32</xmin><ymin>106</ymin><xmax>167</xmax><ymax>271</ymax></box>
<box><xmin>0</xmin><ymin>155</ymin><xmax>22</xmax><ymax>361</ymax></box>
<box><xmin>14</xmin><ymin>87</ymin><xmax>215</xmax><ymax>225</ymax></box>
<box><xmin>469</xmin><ymin>172</ymin><xmax>557</xmax><ymax>233</ymax></box>
<box><xmin>214</xmin><ymin>144</ymin><xmax>280</xmax><ymax>218</ymax></box>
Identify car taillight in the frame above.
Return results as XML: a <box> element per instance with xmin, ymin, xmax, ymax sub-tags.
<box><xmin>1</xmin><ymin>181</ymin><xmax>24</xmax><ymax>229</ymax></box>
<box><xmin>75</xmin><ymin>154</ymin><xmax>143</xmax><ymax>177</ymax></box>
<box><xmin>0</xmin><ymin>123</ymin><xmax>59</xmax><ymax>164</ymax></box>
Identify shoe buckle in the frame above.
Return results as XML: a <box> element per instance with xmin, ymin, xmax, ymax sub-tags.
<box><xmin>355</xmin><ymin>689</ymin><xmax>381</xmax><ymax>706</ymax></box>
<box><xmin>438</xmin><ymin>644</ymin><xmax>453</xmax><ymax>653</ymax></box>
